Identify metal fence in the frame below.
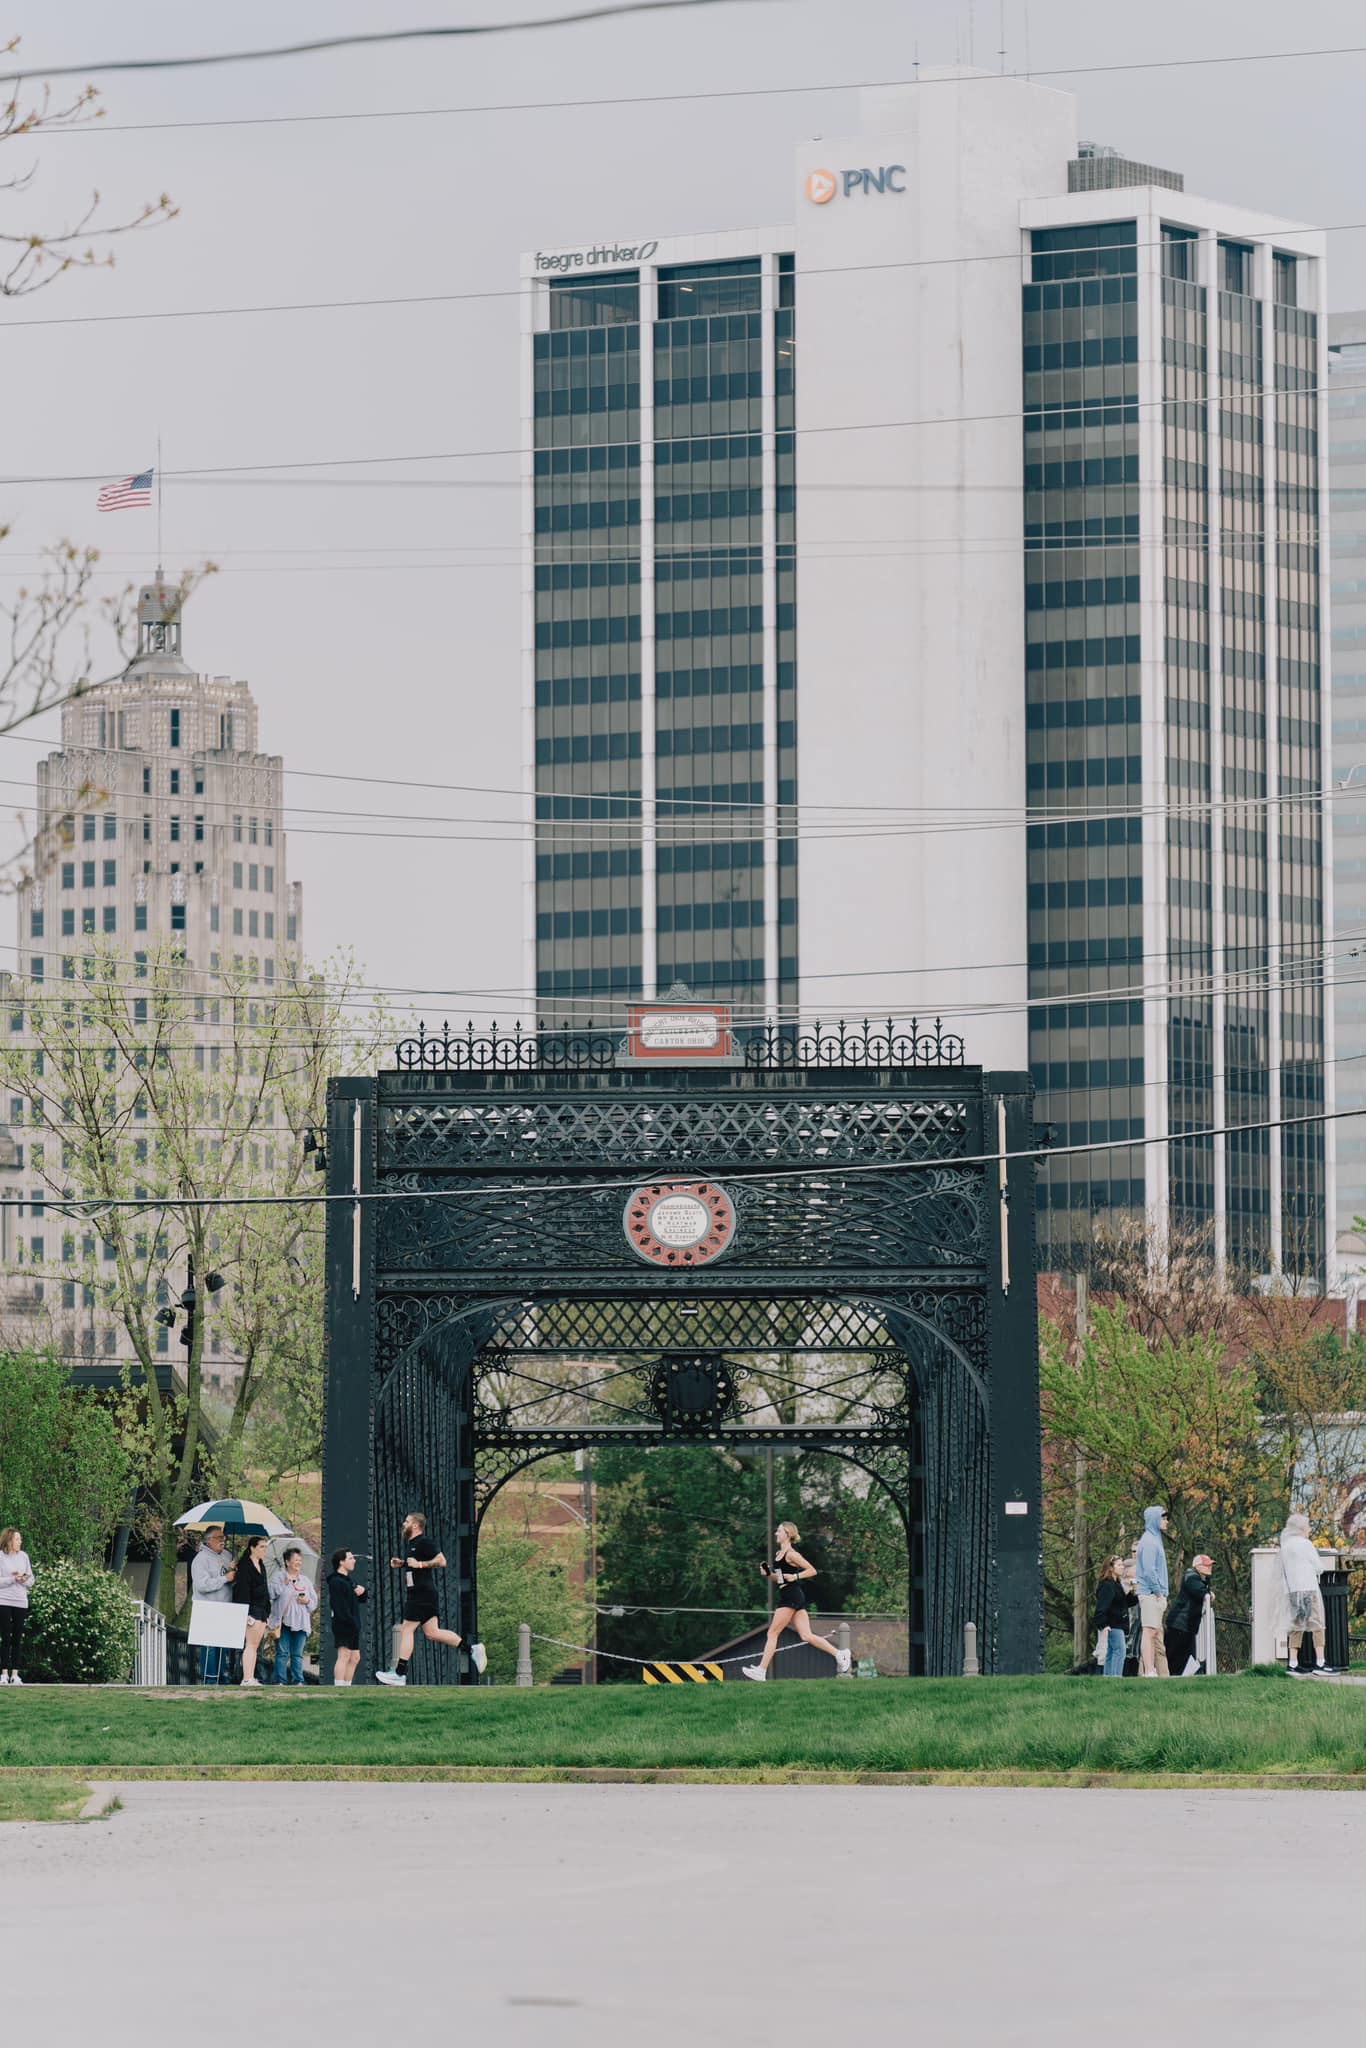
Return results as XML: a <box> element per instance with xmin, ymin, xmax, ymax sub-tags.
<box><xmin>130</xmin><ymin>1602</ymin><xmax>167</xmax><ymax>1686</ymax></box>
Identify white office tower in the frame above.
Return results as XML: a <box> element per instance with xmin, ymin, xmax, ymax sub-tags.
<box><xmin>523</xmin><ymin>73</ymin><xmax>1332</xmax><ymax>1278</ymax></box>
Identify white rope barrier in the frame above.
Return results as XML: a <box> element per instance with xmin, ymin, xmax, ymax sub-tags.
<box><xmin>529</xmin><ymin>1630</ymin><xmax>835</xmax><ymax>1669</ymax></box>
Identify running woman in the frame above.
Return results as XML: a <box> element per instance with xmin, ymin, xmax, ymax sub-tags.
<box><xmin>742</xmin><ymin>1521</ymin><xmax>851</xmax><ymax>1681</ymax></box>
<box><xmin>374</xmin><ymin>1513</ymin><xmax>486</xmax><ymax>1686</ymax></box>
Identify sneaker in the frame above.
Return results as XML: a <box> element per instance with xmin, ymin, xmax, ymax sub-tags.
<box><xmin>1313</xmin><ymin>1662</ymin><xmax>1335</xmax><ymax>1677</ymax></box>
<box><xmin>1288</xmin><ymin>1664</ymin><xmax>1311</xmax><ymax>1677</ymax></box>
<box><xmin>0</xmin><ymin>1673</ymin><xmax>8</xmax><ymax>1685</ymax></box>
<box><xmin>470</xmin><ymin>1642</ymin><xmax>488</xmax><ymax>1677</ymax></box>
<box><xmin>741</xmin><ymin>1664</ymin><xmax>767</xmax><ymax>1682</ymax></box>
<box><xmin>240</xmin><ymin>1677</ymin><xmax>262</xmax><ymax>1688</ymax></box>
<box><xmin>9</xmin><ymin>1674</ymin><xmax>22</xmax><ymax>1686</ymax></box>
<box><xmin>374</xmin><ymin>1670</ymin><xmax>406</xmax><ymax>1687</ymax></box>
<box><xmin>835</xmin><ymin>1648</ymin><xmax>852</xmax><ymax>1676</ymax></box>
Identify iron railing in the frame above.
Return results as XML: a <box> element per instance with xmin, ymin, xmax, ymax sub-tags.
<box><xmin>393</xmin><ymin>1016</ymin><xmax>966</xmax><ymax>1073</ymax></box>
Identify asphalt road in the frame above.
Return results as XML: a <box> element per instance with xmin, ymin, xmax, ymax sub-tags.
<box><xmin>10</xmin><ymin>1782</ymin><xmax>1362</xmax><ymax>2044</ymax></box>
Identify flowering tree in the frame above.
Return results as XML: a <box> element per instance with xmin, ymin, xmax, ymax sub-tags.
<box><xmin>0</xmin><ymin>943</ymin><xmax>391</xmax><ymax>1614</ymax></box>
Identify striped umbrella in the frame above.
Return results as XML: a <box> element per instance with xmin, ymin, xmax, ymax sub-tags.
<box><xmin>174</xmin><ymin>1499</ymin><xmax>295</xmax><ymax>1539</ymax></box>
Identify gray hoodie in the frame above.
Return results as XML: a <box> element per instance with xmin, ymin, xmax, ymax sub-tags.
<box><xmin>1135</xmin><ymin>1506</ymin><xmax>1168</xmax><ymax>1598</ymax></box>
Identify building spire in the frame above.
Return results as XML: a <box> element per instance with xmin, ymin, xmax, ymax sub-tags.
<box><xmin>126</xmin><ymin>572</ymin><xmax>189</xmax><ymax>677</ymax></box>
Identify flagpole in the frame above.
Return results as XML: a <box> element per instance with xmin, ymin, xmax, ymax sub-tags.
<box><xmin>156</xmin><ymin>432</ymin><xmax>163</xmax><ymax>573</ymax></box>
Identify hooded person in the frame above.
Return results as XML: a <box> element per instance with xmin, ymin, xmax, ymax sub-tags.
<box><xmin>1135</xmin><ymin>1506</ymin><xmax>1170</xmax><ymax>1676</ymax></box>
<box><xmin>1164</xmin><ymin>1554</ymin><xmax>1213</xmax><ymax>1677</ymax></box>
<box><xmin>1277</xmin><ymin>1513</ymin><xmax>1330</xmax><ymax>1675</ymax></box>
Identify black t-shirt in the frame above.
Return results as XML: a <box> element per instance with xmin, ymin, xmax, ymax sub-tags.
<box><xmin>327</xmin><ymin>1572</ymin><xmax>365</xmax><ymax>1630</ymax></box>
<box><xmin>404</xmin><ymin>1534</ymin><xmax>439</xmax><ymax>1601</ymax></box>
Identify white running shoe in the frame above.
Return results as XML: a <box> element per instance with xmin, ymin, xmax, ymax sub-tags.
<box><xmin>0</xmin><ymin>1673</ymin><xmax>8</xmax><ymax>1685</ymax></box>
<box><xmin>374</xmin><ymin>1670</ymin><xmax>407</xmax><ymax>1687</ymax></box>
<box><xmin>10</xmin><ymin>1674</ymin><xmax>24</xmax><ymax>1686</ymax></box>
<box><xmin>470</xmin><ymin>1642</ymin><xmax>488</xmax><ymax>1676</ymax></box>
<box><xmin>240</xmin><ymin>1677</ymin><xmax>262</xmax><ymax>1688</ymax></box>
<box><xmin>741</xmin><ymin>1664</ymin><xmax>767</xmax><ymax>1682</ymax></box>
<box><xmin>835</xmin><ymin>1648</ymin><xmax>852</xmax><ymax>1675</ymax></box>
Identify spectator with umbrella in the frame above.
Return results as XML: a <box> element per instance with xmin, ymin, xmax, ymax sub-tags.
<box><xmin>175</xmin><ymin>1500</ymin><xmax>297</xmax><ymax>1687</ymax></box>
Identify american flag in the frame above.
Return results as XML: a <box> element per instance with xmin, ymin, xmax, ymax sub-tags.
<box><xmin>97</xmin><ymin>468</ymin><xmax>154</xmax><ymax>512</ymax></box>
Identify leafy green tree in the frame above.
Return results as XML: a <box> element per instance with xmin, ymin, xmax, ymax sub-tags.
<box><xmin>476</xmin><ymin>1520</ymin><xmax>589</xmax><ymax>1685</ymax></box>
<box><xmin>1040</xmin><ymin>1302</ymin><xmax>1277</xmax><ymax>1622</ymax></box>
<box><xmin>0</xmin><ymin>944</ymin><xmax>391</xmax><ymax>1612</ymax></box>
<box><xmin>0</xmin><ymin>1349</ymin><xmax>128</xmax><ymax>1563</ymax></box>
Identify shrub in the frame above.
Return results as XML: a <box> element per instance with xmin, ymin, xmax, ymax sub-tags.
<box><xmin>23</xmin><ymin>1560</ymin><xmax>141</xmax><ymax>1684</ymax></box>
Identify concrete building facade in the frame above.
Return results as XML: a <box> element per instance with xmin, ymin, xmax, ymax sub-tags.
<box><xmin>0</xmin><ymin>578</ymin><xmax>302</xmax><ymax>1360</ymax></box>
<box><xmin>522</xmin><ymin>71</ymin><xmax>1333</xmax><ymax>1278</ymax></box>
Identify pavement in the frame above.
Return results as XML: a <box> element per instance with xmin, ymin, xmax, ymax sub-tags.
<box><xmin>10</xmin><ymin>1781</ymin><xmax>1365</xmax><ymax>2044</ymax></box>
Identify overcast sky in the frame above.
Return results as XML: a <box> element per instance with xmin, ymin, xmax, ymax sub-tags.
<box><xmin>3</xmin><ymin>0</ymin><xmax>1364</xmax><ymax>1020</ymax></box>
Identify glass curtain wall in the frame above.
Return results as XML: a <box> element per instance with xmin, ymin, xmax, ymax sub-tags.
<box><xmin>533</xmin><ymin>273</ymin><xmax>644</xmax><ymax>1006</ymax></box>
<box><xmin>1024</xmin><ymin>221</ymin><xmax>1144</xmax><ymax>1269</ymax></box>
<box><xmin>1274</xmin><ymin>269</ymin><xmax>1327</xmax><ymax>1277</ymax></box>
<box><xmin>1217</xmin><ymin>248</ymin><xmax>1272</xmax><ymax>1271</ymax></box>
<box><xmin>1162</xmin><ymin>226</ymin><xmax>1216</xmax><ymax>1239</ymax></box>
<box><xmin>653</xmin><ymin>259</ymin><xmax>769</xmax><ymax>1008</ymax></box>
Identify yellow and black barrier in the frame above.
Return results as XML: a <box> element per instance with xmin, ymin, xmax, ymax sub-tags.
<box><xmin>641</xmin><ymin>1660</ymin><xmax>724</xmax><ymax>1684</ymax></box>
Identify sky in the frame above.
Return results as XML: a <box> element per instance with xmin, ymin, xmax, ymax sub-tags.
<box><xmin>3</xmin><ymin>0</ymin><xmax>1366</xmax><ymax>1021</ymax></box>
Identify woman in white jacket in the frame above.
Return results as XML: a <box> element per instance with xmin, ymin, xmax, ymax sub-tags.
<box><xmin>0</xmin><ymin>1528</ymin><xmax>34</xmax><ymax>1684</ymax></box>
<box><xmin>1278</xmin><ymin>1513</ymin><xmax>1330</xmax><ymax>1676</ymax></box>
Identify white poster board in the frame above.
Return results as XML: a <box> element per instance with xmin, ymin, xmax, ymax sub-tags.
<box><xmin>188</xmin><ymin>1600</ymin><xmax>248</xmax><ymax>1651</ymax></box>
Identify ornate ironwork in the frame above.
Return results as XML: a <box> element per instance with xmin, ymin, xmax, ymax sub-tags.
<box><xmin>391</xmin><ymin>1015</ymin><xmax>966</xmax><ymax>1073</ymax></box>
<box><xmin>379</xmin><ymin>1093</ymin><xmax>972</xmax><ymax>1173</ymax></box>
<box><xmin>324</xmin><ymin>1052</ymin><xmax>1042</xmax><ymax>1686</ymax></box>
<box><xmin>743</xmin><ymin>1018</ymin><xmax>966</xmax><ymax>1070</ymax></box>
<box><xmin>393</xmin><ymin>1019</ymin><xmax>618</xmax><ymax>1072</ymax></box>
<box><xmin>377</xmin><ymin>1167</ymin><xmax>987</xmax><ymax>1280</ymax></box>
<box><xmin>645</xmin><ymin>1355</ymin><xmax>741</xmax><ymax>1433</ymax></box>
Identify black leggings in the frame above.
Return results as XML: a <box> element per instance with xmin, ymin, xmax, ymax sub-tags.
<box><xmin>0</xmin><ymin>1608</ymin><xmax>25</xmax><ymax>1673</ymax></box>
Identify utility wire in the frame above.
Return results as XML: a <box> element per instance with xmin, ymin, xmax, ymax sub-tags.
<box><xmin>0</xmin><ymin>1097</ymin><xmax>1357</xmax><ymax>1213</ymax></box>
<box><xmin>0</xmin><ymin>220</ymin><xmax>1355</xmax><ymax>339</ymax></box>
<box><xmin>2</xmin><ymin>2</ymin><xmax>773</xmax><ymax>82</ymax></box>
<box><xmin>9</xmin><ymin>28</ymin><xmax>1366</xmax><ymax>86</ymax></box>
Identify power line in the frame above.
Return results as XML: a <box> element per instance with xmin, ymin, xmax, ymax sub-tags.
<box><xmin>0</xmin><ymin>1096</ymin><xmax>1355</xmax><ymax>1214</ymax></box>
<box><xmin>2</xmin><ymin>1</ymin><xmax>770</xmax><ymax>82</ymax></box>
<box><xmin>1</xmin><ymin>220</ymin><xmax>1355</xmax><ymax>341</ymax></box>
<box><xmin>11</xmin><ymin>29</ymin><xmax>1366</xmax><ymax>88</ymax></box>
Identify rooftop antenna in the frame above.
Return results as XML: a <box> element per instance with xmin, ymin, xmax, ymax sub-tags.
<box><xmin>913</xmin><ymin>40</ymin><xmax>920</xmax><ymax>80</ymax></box>
<box><xmin>998</xmin><ymin>0</ymin><xmax>1007</xmax><ymax>73</ymax></box>
<box><xmin>968</xmin><ymin>0</ymin><xmax>975</xmax><ymax>65</ymax></box>
<box><xmin>156</xmin><ymin>427</ymin><xmax>163</xmax><ymax>576</ymax></box>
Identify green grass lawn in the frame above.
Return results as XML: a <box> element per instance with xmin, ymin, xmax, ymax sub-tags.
<box><xmin>0</xmin><ymin>1773</ymin><xmax>93</xmax><ymax>1823</ymax></box>
<box><xmin>1</xmin><ymin>1676</ymin><xmax>1365</xmax><ymax>1783</ymax></box>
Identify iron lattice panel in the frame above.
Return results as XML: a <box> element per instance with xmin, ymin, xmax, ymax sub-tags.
<box><xmin>373</xmin><ymin>1289</ymin><xmax>990</xmax><ymax>1383</ymax></box>
<box><xmin>480</xmin><ymin>1296</ymin><xmax>903</xmax><ymax>1357</ymax></box>
<box><xmin>379</xmin><ymin>1094</ymin><xmax>973</xmax><ymax>1174</ymax></box>
<box><xmin>376</xmin><ymin>1167</ymin><xmax>987</xmax><ymax>1279</ymax></box>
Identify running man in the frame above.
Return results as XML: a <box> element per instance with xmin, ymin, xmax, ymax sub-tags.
<box><xmin>374</xmin><ymin>1513</ymin><xmax>486</xmax><ymax>1686</ymax></box>
<box><xmin>742</xmin><ymin>1521</ymin><xmax>852</xmax><ymax>1681</ymax></box>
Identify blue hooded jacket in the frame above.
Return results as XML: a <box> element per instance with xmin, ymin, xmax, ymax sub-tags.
<box><xmin>1135</xmin><ymin>1506</ymin><xmax>1168</xmax><ymax>1598</ymax></box>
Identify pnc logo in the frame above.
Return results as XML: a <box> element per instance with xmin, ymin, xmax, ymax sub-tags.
<box><xmin>805</xmin><ymin>164</ymin><xmax>908</xmax><ymax>204</ymax></box>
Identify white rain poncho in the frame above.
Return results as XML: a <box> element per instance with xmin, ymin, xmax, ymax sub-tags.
<box><xmin>1277</xmin><ymin>1513</ymin><xmax>1327</xmax><ymax>1637</ymax></box>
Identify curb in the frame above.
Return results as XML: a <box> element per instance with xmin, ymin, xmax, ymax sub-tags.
<box><xmin>79</xmin><ymin>1782</ymin><xmax>120</xmax><ymax>1821</ymax></box>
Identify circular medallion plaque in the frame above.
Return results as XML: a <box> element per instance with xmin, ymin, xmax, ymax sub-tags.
<box><xmin>623</xmin><ymin>1180</ymin><xmax>736</xmax><ymax>1268</ymax></box>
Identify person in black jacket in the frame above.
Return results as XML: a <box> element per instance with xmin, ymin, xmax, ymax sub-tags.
<box><xmin>232</xmin><ymin>1534</ymin><xmax>273</xmax><ymax>1687</ymax></box>
<box><xmin>1164</xmin><ymin>1554</ymin><xmax>1213</xmax><ymax>1676</ymax></box>
<box><xmin>327</xmin><ymin>1548</ymin><xmax>367</xmax><ymax>1686</ymax></box>
<box><xmin>1094</xmin><ymin>1556</ymin><xmax>1137</xmax><ymax>1677</ymax></box>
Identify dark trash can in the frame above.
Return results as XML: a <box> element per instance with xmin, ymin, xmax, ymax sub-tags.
<box><xmin>1320</xmin><ymin>1571</ymin><xmax>1351</xmax><ymax>1671</ymax></box>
